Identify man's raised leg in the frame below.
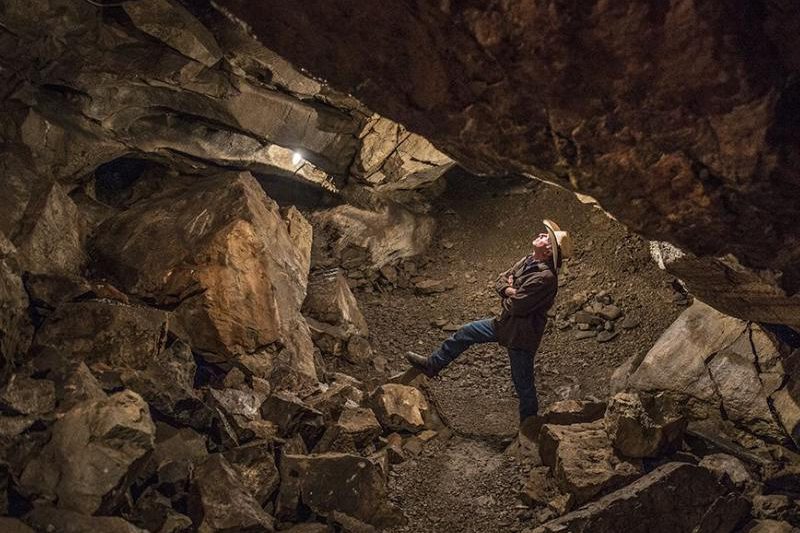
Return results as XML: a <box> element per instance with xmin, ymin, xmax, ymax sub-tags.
<box><xmin>407</xmin><ymin>318</ymin><xmax>496</xmax><ymax>376</ymax></box>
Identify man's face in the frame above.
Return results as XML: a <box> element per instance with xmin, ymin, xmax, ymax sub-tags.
<box><xmin>532</xmin><ymin>232</ymin><xmax>553</xmax><ymax>258</ymax></box>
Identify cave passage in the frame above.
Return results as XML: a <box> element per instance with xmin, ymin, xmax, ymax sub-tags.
<box><xmin>0</xmin><ymin>2</ymin><xmax>799</xmax><ymax>533</ymax></box>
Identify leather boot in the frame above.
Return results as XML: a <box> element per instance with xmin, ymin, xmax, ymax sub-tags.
<box><xmin>405</xmin><ymin>351</ymin><xmax>439</xmax><ymax>378</ymax></box>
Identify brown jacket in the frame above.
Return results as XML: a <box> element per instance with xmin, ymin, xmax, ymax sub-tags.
<box><xmin>492</xmin><ymin>256</ymin><xmax>557</xmax><ymax>353</ymax></box>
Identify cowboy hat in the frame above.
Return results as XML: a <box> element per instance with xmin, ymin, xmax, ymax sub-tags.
<box><xmin>543</xmin><ymin>219</ymin><xmax>573</xmax><ymax>272</ymax></box>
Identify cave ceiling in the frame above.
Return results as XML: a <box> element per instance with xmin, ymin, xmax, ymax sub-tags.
<box><xmin>216</xmin><ymin>0</ymin><xmax>800</xmax><ymax>323</ymax></box>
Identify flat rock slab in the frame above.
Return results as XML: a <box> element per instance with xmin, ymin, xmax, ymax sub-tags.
<box><xmin>531</xmin><ymin>462</ymin><xmax>750</xmax><ymax>533</ymax></box>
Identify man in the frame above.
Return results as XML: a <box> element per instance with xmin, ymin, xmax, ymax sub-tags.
<box><xmin>406</xmin><ymin>220</ymin><xmax>572</xmax><ymax>423</ymax></box>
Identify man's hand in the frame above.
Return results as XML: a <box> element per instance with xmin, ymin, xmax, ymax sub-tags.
<box><xmin>504</xmin><ymin>287</ymin><xmax>517</xmax><ymax>297</ymax></box>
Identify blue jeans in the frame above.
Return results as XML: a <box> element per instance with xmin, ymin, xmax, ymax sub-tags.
<box><xmin>429</xmin><ymin>319</ymin><xmax>538</xmax><ymax>421</ymax></box>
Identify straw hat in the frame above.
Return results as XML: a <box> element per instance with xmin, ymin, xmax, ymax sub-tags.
<box><xmin>543</xmin><ymin>219</ymin><xmax>573</xmax><ymax>272</ymax></box>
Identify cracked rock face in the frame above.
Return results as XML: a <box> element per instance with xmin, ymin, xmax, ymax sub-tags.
<box><xmin>621</xmin><ymin>300</ymin><xmax>797</xmax><ymax>446</ymax></box>
<box><xmin>90</xmin><ymin>171</ymin><xmax>317</xmax><ymax>384</ymax></box>
<box><xmin>218</xmin><ymin>0</ymin><xmax>800</xmax><ymax>322</ymax></box>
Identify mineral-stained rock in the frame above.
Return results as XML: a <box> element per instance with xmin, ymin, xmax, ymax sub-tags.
<box><xmin>281</xmin><ymin>206</ymin><xmax>314</xmax><ymax>295</ymax></box>
<box><xmin>19</xmin><ymin>390</ymin><xmax>156</xmax><ymax>515</ymax></box>
<box><xmin>25</xmin><ymin>506</ymin><xmax>147</xmax><ymax>533</ymax></box>
<box><xmin>603</xmin><ymin>392</ymin><xmax>686</xmax><ymax>458</ymax></box>
<box><xmin>314</xmin><ymin>406</ymin><xmax>382</xmax><ymax>453</ymax></box>
<box><xmin>532</xmin><ymin>463</ymin><xmax>749</xmax><ymax>533</ymax></box>
<box><xmin>0</xmin><ymin>375</ymin><xmax>55</xmax><ymax>416</ymax></box>
<box><xmin>352</xmin><ymin>115</ymin><xmax>452</xmax><ymax>190</ymax></box>
<box><xmin>276</xmin><ymin>453</ymin><xmax>402</xmax><ymax>528</ymax></box>
<box><xmin>222</xmin><ymin>440</ymin><xmax>280</xmax><ymax>505</ymax></box>
<box><xmin>539</xmin><ymin>420</ymin><xmax>642</xmax><ymax>504</ymax></box>
<box><xmin>207</xmin><ymin>386</ymin><xmax>272</xmax><ymax>442</ymax></box>
<box><xmin>122</xmin><ymin>0</ymin><xmax>223</xmax><ymax>67</ymax></box>
<box><xmin>369</xmin><ymin>384</ymin><xmax>429</xmax><ymax>433</ymax></box>
<box><xmin>189</xmin><ymin>454</ymin><xmax>275</xmax><ymax>532</ymax></box>
<box><xmin>90</xmin><ymin>172</ymin><xmax>317</xmax><ymax>385</ymax></box>
<box><xmin>698</xmin><ymin>453</ymin><xmax>753</xmax><ymax>490</ymax></box>
<box><xmin>306</xmin><ymin>373</ymin><xmax>365</xmax><ymax>421</ymax></box>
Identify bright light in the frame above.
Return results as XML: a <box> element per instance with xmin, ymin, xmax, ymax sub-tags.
<box><xmin>292</xmin><ymin>151</ymin><xmax>303</xmax><ymax>165</ymax></box>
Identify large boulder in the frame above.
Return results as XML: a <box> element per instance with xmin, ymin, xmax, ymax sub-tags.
<box><xmin>276</xmin><ymin>452</ymin><xmax>402</xmax><ymax>528</ymax></box>
<box><xmin>188</xmin><ymin>454</ymin><xmax>275</xmax><ymax>532</ymax></box>
<box><xmin>19</xmin><ymin>390</ymin><xmax>156</xmax><ymax>514</ymax></box>
<box><xmin>90</xmin><ymin>172</ymin><xmax>317</xmax><ymax>385</ymax></box>
<box><xmin>604</xmin><ymin>392</ymin><xmax>686</xmax><ymax>458</ymax></box>
<box><xmin>531</xmin><ymin>462</ymin><xmax>750</xmax><ymax>533</ymax></box>
<box><xmin>539</xmin><ymin>420</ymin><xmax>642</xmax><ymax>504</ymax></box>
<box><xmin>623</xmin><ymin>301</ymin><xmax>792</xmax><ymax>444</ymax></box>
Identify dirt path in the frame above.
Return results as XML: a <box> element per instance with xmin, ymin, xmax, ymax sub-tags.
<box><xmin>353</xmin><ymin>172</ymin><xmax>684</xmax><ymax>531</ymax></box>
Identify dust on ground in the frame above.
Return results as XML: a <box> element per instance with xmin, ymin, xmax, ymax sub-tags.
<box><xmin>351</xmin><ymin>171</ymin><xmax>684</xmax><ymax>532</ymax></box>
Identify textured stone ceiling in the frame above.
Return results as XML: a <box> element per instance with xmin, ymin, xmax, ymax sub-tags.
<box><xmin>217</xmin><ymin>0</ymin><xmax>800</xmax><ymax>323</ymax></box>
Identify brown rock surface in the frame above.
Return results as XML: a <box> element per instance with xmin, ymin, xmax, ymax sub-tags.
<box><xmin>277</xmin><ymin>452</ymin><xmax>402</xmax><ymax>528</ymax></box>
<box><xmin>25</xmin><ymin>506</ymin><xmax>147</xmax><ymax>533</ymax></box>
<box><xmin>369</xmin><ymin>383</ymin><xmax>429</xmax><ymax>433</ymax></box>
<box><xmin>314</xmin><ymin>405</ymin><xmax>382</xmax><ymax>453</ymax></box>
<box><xmin>531</xmin><ymin>462</ymin><xmax>749</xmax><ymax>533</ymax></box>
<box><xmin>539</xmin><ymin>421</ymin><xmax>642</xmax><ymax>504</ymax></box>
<box><xmin>189</xmin><ymin>454</ymin><xmax>275</xmax><ymax>532</ymax></box>
<box><xmin>0</xmin><ymin>238</ymin><xmax>33</xmax><ymax>375</ymax></box>
<box><xmin>90</xmin><ymin>171</ymin><xmax>317</xmax><ymax>384</ymax></box>
<box><xmin>604</xmin><ymin>392</ymin><xmax>686</xmax><ymax>458</ymax></box>
<box><xmin>19</xmin><ymin>390</ymin><xmax>156</xmax><ymax>514</ymax></box>
<box><xmin>31</xmin><ymin>301</ymin><xmax>201</xmax><ymax>422</ymax></box>
<box><xmin>624</xmin><ymin>300</ymin><xmax>792</xmax><ymax>444</ymax></box>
